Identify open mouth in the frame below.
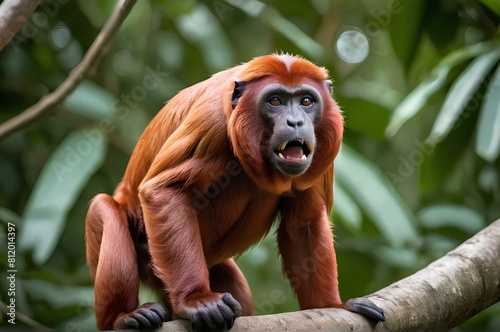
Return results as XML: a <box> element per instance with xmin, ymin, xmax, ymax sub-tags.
<box><xmin>275</xmin><ymin>139</ymin><xmax>311</xmax><ymax>161</ymax></box>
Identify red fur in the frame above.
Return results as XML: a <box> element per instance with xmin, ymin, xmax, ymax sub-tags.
<box><xmin>85</xmin><ymin>54</ymin><xmax>345</xmax><ymax>330</ymax></box>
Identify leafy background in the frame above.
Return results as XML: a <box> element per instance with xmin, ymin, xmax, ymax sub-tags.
<box><xmin>1</xmin><ymin>0</ymin><xmax>499</xmax><ymax>330</ymax></box>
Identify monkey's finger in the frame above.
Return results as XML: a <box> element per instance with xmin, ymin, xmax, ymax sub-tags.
<box><xmin>345</xmin><ymin>297</ymin><xmax>385</xmax><ymax>322</ymax></box>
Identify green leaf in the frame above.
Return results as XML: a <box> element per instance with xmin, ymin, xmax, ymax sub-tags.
<box><xmin>430</xmin><ymin>49</ymin><xmax>500</xmax><ymax>143</ymax></box>
<box><xmin>418</xmin><ymin>102</ymin><xmax>479</xmax><ymax>193</ymax></box>
<box><xmin>375</xmin><ymin>246</ymin><xmax>418</xmax><ymax>268</ymax></box>
<box><xmin>175</xmin><ymin>3</ymin><xmax>235</xmax><ymax>71</ymax></box>
<box><xmin>476</xmin><ymin>65</ymin><xmax>500</xmax><ymax>162</ymax></box>
<box><xmin>336</xmin><ymin>97</ymin><xmax>390</xmax><ymax>140</ymax></box>
<box><xmin>333</xmin><ymin>181</ymin><xmax>362</xmax><ymax>233</ymax></box>
<box><xmin>386</xmin><ymin>41</ymin><xmax>500</xmax><ymax>137</ymax></box>
<box><xmin>423</xmin><ymin>234</ymin><xmax>460</xmax><ymax>258</ymax></box>
<box><xmin>340</xmin><ymin>76</ymin><xmax>403</xmax><ymax>111</ymax></box>
<box><xmin>423</xmin><ymin>1</ymin><xmax>460</xmax><ymax>53</ymax></box>
<box><xmin>388</xmin><ymin>0</ymin><xmax>425</xmax><ymax>70</ymax></box>
<box><xmin>0</xmin><ymin>207</ymin><xmax>21</xmax><ymax>225</ymax></box>
<box><xmin>261</xmin><ymin>8</ymin><xmax>324</xmax><ymax>59</ymax></box>
<box><xmin>335</xmin><ymin>145</ymin><xmax>419</xmax><ymax>247</ymax></box>
<box><xmin>385</xmin><ymin>67</ymin><xmax>448</xmax><ymax>137</ymax></box>
<box><xmin>156</xmin><ymin>0</ymin><xmax>197</xmax><ymax>14</ymax></box>
<box><xmin>23</xmin><ymin>279</ymin><xmax>94</xmax><ymax>308</ymax></box>
<box><xmin>19</xmin><ymin>128</ymin><xmax>107</xmax><ymax>265</ymax></box>
<box><xmin>226</xmin><ymin>0</ymin><xmax>324</xmax><ymax>59</ymax></box>
<box><xmin>64</xmin><ymin>81</ymin><xmax>115</xmax><ymax>121</ymax></box>
<box><xmin>418</xmin><ymin>204</ymin><xmax>485</xmax><ymax>233</ymax></box>
<box><xmin>481</xmin><ymin>0</ymin><xmax>500</xmax><ymax>16</ymax></box>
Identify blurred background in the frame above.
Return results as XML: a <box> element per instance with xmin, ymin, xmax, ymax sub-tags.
<box><xmin>1</xmin><ymin>0</ymin><xmax>499</xmax><ymax>330</ymax></box>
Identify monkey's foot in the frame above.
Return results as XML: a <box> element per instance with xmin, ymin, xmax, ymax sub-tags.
<box><xmin>182</xmin><ymin>292</ymin><xmax>242</xmax><ymax>332</ymax></box>
<box><xmin>115</xmin><ymin>302</ymin><xmax>170</xmax><ymax>329</ymax></box>
<box><xmin>345</xmin><ymin>297</ymin><xmax>385</xmax><ymax>322</ymax></box>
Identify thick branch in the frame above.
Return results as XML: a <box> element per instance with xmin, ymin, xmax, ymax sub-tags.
<box><xmin>0</xmin><ymin>0</ymin><xmax>40</xmax><ymax>51</ymax></box>
<box><xmin>157</xmin><ymin>219</ymin><xmax>500</xmax><ymax>331</ymax></box>
<box><xmin>369</xmin><ymin>218</ymin><xmax>500</xmax><ymax>331</ymax></box>
<box><xmin>0</xmin><ymin>0</ymin><xmax>137</xmax><ymax>142</ymax></box>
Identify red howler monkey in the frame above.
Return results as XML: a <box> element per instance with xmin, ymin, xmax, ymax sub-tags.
<box><xmin>85</xmin><ymin>54</ymin><xmax>385</xmax><ymax>331</ymax></box>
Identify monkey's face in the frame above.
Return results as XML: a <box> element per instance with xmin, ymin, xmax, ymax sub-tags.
<box><xmin>228</xmin><ymin>55</ymin><xmax>342</xmax><ymax>193</ymax></box>
<box><xmin>257</xmin><ymin>83</ymin><xmax>325</xmax><ymax>177</ymax></box>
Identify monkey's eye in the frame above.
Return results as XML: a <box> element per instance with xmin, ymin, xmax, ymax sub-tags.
<box><xmin>301</xmin><ymin>96</ymin><xmax>313</xmax><ymax>106</ymax></box>
<box><xmin>268</xmin><ymin>96</ymin><xmax>282</xmax><ymax>106</ymax></box>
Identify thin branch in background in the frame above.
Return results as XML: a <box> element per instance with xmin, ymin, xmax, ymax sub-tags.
<box><xmin>0</xmin><ymin>0</ymin><xmax>41</xmax><ymax>51</ymax></box>
<box><xmin>0</xmin><ymin>0</ymin><xmax>138</xmax><ymax>142</ymax></box>
<box><xmin>0</xmin><ymin>301</ymin><xmax>53</xmax><ymax>331</ymax></box>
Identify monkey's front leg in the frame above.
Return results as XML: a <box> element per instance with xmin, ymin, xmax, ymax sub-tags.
<box><xmin>139</xmin><ymin>181</ymin><xmax>241</xmax><ymax>332</ymax></box>
<box><xmin>278</xmin><ymin>196</ymin><xmax>385</xmax><ymax>322</ymax></box>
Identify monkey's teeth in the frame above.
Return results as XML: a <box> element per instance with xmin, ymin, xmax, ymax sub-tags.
<box><xmin>277</xmin><ymin>152</ymin><xmax>308</xmax><ymax>161</ymax></box>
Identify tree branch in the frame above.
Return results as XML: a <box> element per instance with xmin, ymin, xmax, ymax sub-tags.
<box><xmin>369</xmin><ymin>218</ymin><xmax>500</xmax><ymax>331</ymax></box>
<box><xmin>157</xmin><ymin>219</ymin><xmax>500</xmax><ymax>331</ymax></box>
<box><xmin>0</xmin><ymin>0</ymin><xmax>137</xmax><ymax>142</ymax></box>
<box><xmin>0</xmin><ymin>0</ymin><xmax>40</xmax><ymax>51</ymax></box>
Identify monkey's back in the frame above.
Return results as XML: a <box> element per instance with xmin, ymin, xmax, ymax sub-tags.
<box><xmin>113</xmin><ymin>65</ymin><xmax>244</xmax><ymax>215</ymax></box>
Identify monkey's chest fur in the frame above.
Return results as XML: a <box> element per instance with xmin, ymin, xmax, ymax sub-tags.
<box><xmin>192</xmin><ymin>170</ymin><xmax>282</xmax><ymax>266</ymax></box>
<box><xmin>134</xmin><ymin>169</ymin><xmax>281</xmax><ymax>270</ymax></box>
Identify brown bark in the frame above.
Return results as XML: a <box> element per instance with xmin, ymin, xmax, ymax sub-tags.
<box><xmin>0</xmin><ymin>0</ymin><xmax>40</xmax><ymax>51</ymax></box>
<box><xmin>369</xmin><ymin>218</ymin><xmax>500</xmax><ymax>332</ymax></box>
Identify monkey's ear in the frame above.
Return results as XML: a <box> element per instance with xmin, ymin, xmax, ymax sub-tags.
<box><xmin>231</xmin><ymin>81</ymin><xmax>245</xmax><ymax>109</ymax></box>
<box><xmin>324</xmin><ymin>80</ymin><xmax>333</xmax><ymax>96</ymax></box>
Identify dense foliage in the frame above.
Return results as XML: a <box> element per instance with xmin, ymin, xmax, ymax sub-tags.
<box><xmin>1</xmin><ymin>0</ymin><xmax>499</xmax><ymax>330</ymax></box>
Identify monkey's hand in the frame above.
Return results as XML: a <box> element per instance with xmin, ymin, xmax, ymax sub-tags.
<box><xmin>178</xmin><ymin>292</ymin><xmax>242</xmax><ymax>332</ymax></box>
<box><xmin>344</xmin><ymin>297</ymin><xmax>385</xmax><ymax>322</ymax></box>
<box><xmin>114</xmin><ymin>302</ymin><xmax>169</xmax><ymax>329</ymax></box>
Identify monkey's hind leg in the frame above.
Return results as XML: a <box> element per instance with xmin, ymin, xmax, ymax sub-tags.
<box><xmin>85</xmin><ymin>193</ymin><xmax>169</xmax><ymax>330</ymax></box>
